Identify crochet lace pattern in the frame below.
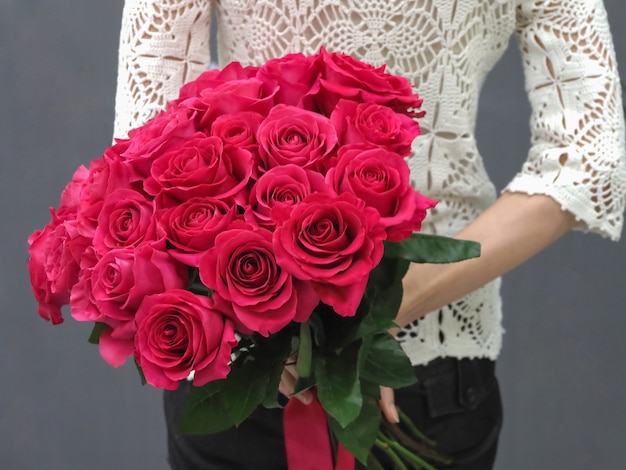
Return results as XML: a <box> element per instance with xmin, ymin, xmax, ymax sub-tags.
<box><xmin>113</xmin><ymin>0</ymin><xmax>626</xmax><ymax>365</ymax></box>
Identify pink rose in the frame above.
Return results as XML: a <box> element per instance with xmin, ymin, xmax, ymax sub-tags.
<box><xmin>72</xmin><ymin>245</ymin><xmax>187</xmax><ymax>324</ymax></box>
<box><xmin>180</xmin><ymin>79</ymin><xmax>278</xmax><ymax>131</ymax></box>
<box><xmin>158</xmin><ymin>196</ymin><xmax>241</xmax><ymax>266</ymax></box>
<box><xmin>257</xmin><ymin>104</ymin><xmax>338</xmax><ymax>172</ymax></box>
<box><xmin>272</xmin><ymin>192</ymin><xmax>386</xmax><ymax>317</ymax></box>
<box><xmin>314</xmin><ymin>47</ymin><xmax>424</xmax><ymax>117</ymax></box>
<box><xmin>70</xmin><ymin>245</ymin><xmax>188</xmax><ymax>366</ymax></box>
<box><xmin>330</xmin><ymin>100</ymin><xmax>421</xmax><ymax>156</ymax></box>
<box><xmin>176</xmin><ymin>62</ymin><xmax>260</xmax><ymax>101</ymax></box>
<box><xmin>256</xmin><ymin>53</ymin><xmax>321</xmax><ymax>108</ymax></box>
<box><xmin>326</xmin><ymin>145</ymin><xmax>437</xmax><ymax>241</ymax></box>
<box><xmin>77</xmin><ymin>155</ymin><xmax>131</xmax><ymax>238</ymax></box>
<box><xmin>120</xmin><ymin>105</ymin><xmax>198</xmax><ymax>181</ymax></box>
<box><xmin>143</xmin><ymin>134</ymin><xmax>253</xmax><ymax>203</ymax></box>
<box><xmin>58</xmin><ymin>166</ymin><xmax>90</xmax><ymax>219</ymax></box>
<box><xmin>245</xmin><ymin>165</ymin><xmax>332</xmax><ymax>230</ymax></box>
<box><xmin>210</xmin><ymin>111</ymin><xmax>264</xmax><ymax>153</ymax></box>
<box><xmin>93</xmin><ymin>189</ymin><xmax>159</xmax><ymax>255</ymax></box>
<box><xmin>134</xmin><ymin>290</ymin><xmax>238</xmax><ymax>390</ymax></box>
<box><xmin>27</xmin><ymin>210</ymin><xmax>91</xmax><ymax>324</ymax></box>
<box><xmin>199</xmin><ymin>227</ymin><xmax>319</xmax><ymax>336</ymax></box>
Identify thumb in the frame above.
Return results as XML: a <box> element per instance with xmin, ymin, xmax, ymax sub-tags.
<box><xmin>379</xmin><ymin>386</ymin><xmax>399</xmax><ymax>423</ymax></box>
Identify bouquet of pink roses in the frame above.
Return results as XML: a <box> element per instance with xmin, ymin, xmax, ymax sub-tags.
<box><xmin>28</xmin><ymin>48</ymin><xmax>478</xmax><ymax>469</ymax></box>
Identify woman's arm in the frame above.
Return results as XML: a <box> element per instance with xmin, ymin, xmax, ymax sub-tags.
<box><xmin>379</xmin><ymin>192</ymin><xmax>576</xmax><ymax>422</ymax></box>
<box><xmin>382</xmin><ymin>0</ymin><xmax>626</xmax><ymax>423</ymax></box>
<box><xmin>113</xmin><ymin>0</ymin><xmax>214</xmax><ymax>139</ymax></box>
<box><xmin>395</xmin><ymin>192</ymin><xmax>576</xmax><ymax>329</ymax></box>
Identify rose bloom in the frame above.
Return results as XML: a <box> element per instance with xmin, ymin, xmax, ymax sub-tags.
<box><xmin>244</xmin><ymin>165</ymin><xmax>331</xmax><ymax>230</ymax></box>
<box><xmin>134</xmin><ymin>289</ymin><xmax>238</xmax><ymax>390</ymax></box>
<box><xmin>257</xmin><ymin>104</ymin><xmax>338</xmax><ymax>173</ymax></box>
<box><xmin>77</xmin><ymin>155</ymin><xmax>131</xmax><ymax>238</ymax></box>
<box><xmin>180</xmin><ymin>78</ymin><xmax>278</xmax><ymax>131</ymax></box>
<box><xmin>27</xmin><ymin>212</ymin><xmax>88</xmax><ymax>324</ymax></box>
<box><xmin>199</xmin><ymin>225</ymin><xmax>318</xmax><ymax>337</ymax></box>
<box><xmin>72</xmin><ymin>245</ymin><xmax>187</xmax><ymax>326</ymax></box>
<box><xmin>143</xmin><ymin>134</ymin><xmax>253</xmax><ymax>203</ymax></box>
<box><xmin>210</xmin><ymin>111</ymin><xmax>264</xmax><ymax>153</ymax></box>
<box><xmin>70</xmin><ymin>245</ymin><xmax>188</xmax><ymax>366</ymax></box>
<box><xmin>158</xmin><ymin>196</ymin><xmax>241</xmax><ymax>266</ymax></box>
<box><xmin>330</xmin><ymin>100</ymin><xmax>421</xmax><ymax>157</ymax></box>
<box><xmin>58</xmin><ymin>165</ymin><xmax>90</xmax><ymax>219</ymax></box>
<box><xmin>314</xmin><ymin>47</ymin><xmax>424</xmax><ymax>117</ymax></box>
<box><xmin>176</xmin><ymin>62</ymin><xmax>260</xmax><ymax>101</ymax></box>
<box><xmin>326</xmin><ymin>145</ymin><xmax>437</xmax><ymax>241</ymax></box>
<box><xmin>93</xmin><ymin>188</ymin><xmax>160</xmax><ymax>255</ymax></box>
<box><xmin>256</xmin><ymin>52</ymin><xmax>321</xmax><ymax>108</ymax></box>
<box><xmin>119</xmin><ymin>104</ymin><xmax>198</xmax><ymax>181</ymax></box>
<box><xmin>272</xmin><ymin>192</ymin><xmax>386</xmax><ymax>317</ymax></box>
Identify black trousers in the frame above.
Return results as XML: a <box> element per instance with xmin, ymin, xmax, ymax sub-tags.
<box><xmin>164</xmin><ymin>358</ymin><xmax>502</xmax><ymax>470</ymax></box>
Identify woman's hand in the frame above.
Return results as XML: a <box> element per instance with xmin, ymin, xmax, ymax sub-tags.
<box><xmin>278</xmin><ymin>356</ymin><xmax>314</xmax><ymax>405</ymax></box>
<box><xmin>379</xmin><ymin>386</ymin><xmax>400</xmax><ymax>423</ymax></box>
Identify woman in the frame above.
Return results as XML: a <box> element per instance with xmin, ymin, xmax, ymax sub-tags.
<box><xmin>113</xmin><ymin>1</ymin><xmax>626</xmax><ymax>468</ymax></box>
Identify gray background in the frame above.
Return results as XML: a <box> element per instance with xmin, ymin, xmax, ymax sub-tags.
<box><xmin>2</xmin><ymin>1</ymin><xmax>625</xmax><ymax>469</ymax></box>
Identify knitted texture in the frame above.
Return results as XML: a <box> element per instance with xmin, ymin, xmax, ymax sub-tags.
<box><xmin>113</xmin><ymin>0</ymin><xmax>626</xmax><ymax>365</ymax></box>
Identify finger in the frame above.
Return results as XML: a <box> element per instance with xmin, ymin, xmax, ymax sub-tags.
<box><xmin>284</xmin><ymin>362</ymin><xmax>299</xmax><ymax>379</ymax></box>
<box><xmin>379</xmin><ymin>386</ymin><xmax>399</xmax><ymax>423</ymax></box>
<box><xmin>278</xmin><ymin>369</ymin><xmax>296</xmax><ymax>397</ymax></box>
<box><xmin>279</xmin><ymin>369</ymin><xmax>313</xmax><ymax>405</ymax></box>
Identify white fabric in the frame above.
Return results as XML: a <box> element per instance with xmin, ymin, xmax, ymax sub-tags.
<box><xmin>113</xmin><ymin>0</ymin><xmax>626</xmax><ymax>365</ymax></box>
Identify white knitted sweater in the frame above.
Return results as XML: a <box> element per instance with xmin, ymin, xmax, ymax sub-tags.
<box><xmin>113</xmin><ymin>0</ymin><xmax>626</xmax><ymax>365</ymax></box>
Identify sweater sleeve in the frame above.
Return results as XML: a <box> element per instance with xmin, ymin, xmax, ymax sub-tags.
<box><xmin>113</xmin><ymin>0</ymin><xmax>214</xmax><ymax>140</ymax></box>
<box><xmin>505</xmin><ymin>0</ymin><xmax>626</xmax><ymax>240</ymax></box>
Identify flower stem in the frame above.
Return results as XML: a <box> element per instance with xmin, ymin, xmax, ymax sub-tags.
<box><xmin>296</xmin><ymin>321</ymin><xmax>312</xmax><ymax>378</ymax></box>
<box><xmin>375</xmin><ymin>436</ymin><xmax>409</xmax><ymax>470</ymax></box>
<box><xmin>397</xmin><ymin>407</ymin><xmax>436</xmax><ymax>446</ymax></box>
<box><xmin>379</xmin><ymin>432</ymin><xmax>437</xmax><ymax>470</ymax></box>
<box><xmin>381</xmin><ymin>420</ymin><xmax>452</xmax><ymax>465</ymax></box>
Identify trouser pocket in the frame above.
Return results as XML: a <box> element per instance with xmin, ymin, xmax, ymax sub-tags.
<box><xmin>392</xmin><ymin>358</ymin><xmax>503</xmax><ymax>470</ymax></box>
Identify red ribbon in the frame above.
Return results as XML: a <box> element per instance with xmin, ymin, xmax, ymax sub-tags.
<box><xmin>283</xmin><ymin>396</ymin><xmax>355</xmax><ymax>470</ymax></box>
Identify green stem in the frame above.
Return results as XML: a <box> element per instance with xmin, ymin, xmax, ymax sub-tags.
<box><xmin>296</xmin><ymin>321</ymin><xmax>312</xmax><ymax>378</ymax></box>
<box><xmin>381</xmin><ymin>421</ymin><xmax>452</xmax><ymax>465</ymax></box>
<box><xmin>387</xmin><ymin>441</ymin><xmax>437</xmax><ymax>470</ymax></box>
<box><xmin>375</xmin><ymin>437</ymin><xmax>409</xmax><ymax>470</ymax></box>
<box><xmin>378</xmin><ymin>433</ymin><xmax>431</xmax><ymax>470</ymax></box>
<box><xmin>397</xmin><ymin>407</ymin><xmax>436</xmax><ymax>446</ymax></box>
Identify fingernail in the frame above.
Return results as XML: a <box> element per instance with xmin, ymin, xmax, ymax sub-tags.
<box><xmin>388</xmin><ymin>404</ymin><xmax>399</xmax><ymax>423</ymax></box>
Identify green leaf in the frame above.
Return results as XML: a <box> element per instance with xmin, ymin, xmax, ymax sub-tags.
<box><xmin>262</xmin><ymin>343</ymin><xmax>294</xmax><ymax>409</ymax></box>
<box><xmin>180</xmin><ymin>332</ymin><xmax>293</xmax><ymax>434</ymax></box>
<box><xmin>88</xmin><ymin>322</ymin><xmax>108</xmax><ymax>345</ymax></box>
<box><xmin>307</xmin><ymin>311</ymin><xmax>327</xmax><ymax>348</ymax></box>
<box><xmin>178</xmin><ymin>381</ymin><xmax>226</xmax><ymax>434</ymax></box>
<box><xmin>384</xmin><ymin>233</ymin><xmax>480</xmax><ymax>264</ymax></box>
<box><xmin>315</xmin><ymin>342</ymin><xmax>363</xmax><ymax>428</ymax></box>
<box><xmin>360</xmin><ymin>378</ymin><xmax>382</xmax><ymax>401</ymax></box>
<box><xmin>330</xmin><ymin>396</ymin><xmax>381</xmax><ymax>465</ymax></box>
<box><xmin>358</xmin><ymin>280</ymin><xmax>406</xmax><ymax>341</ymax></box>
<box><xmin>361</xmin><ymin>334</ymin><xmax>416</xmax><ymax>389</ymax></box>
<box><xmin>293</xmin><ymin>375</ymin><xmax>316</xmax><ymax>395</ymax></box>
<box><xmin>368</xmin><ymin>256</ymin><xmax>410</xmax><ymax>291</ymax></box>
<box><xmin>180</xmin><ymin>358</ymin><xmax>270</xmax><ymax>434</ymax></box>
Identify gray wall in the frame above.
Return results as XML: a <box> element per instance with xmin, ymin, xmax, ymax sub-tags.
<box><xmin>2</xmin><ymin>1</ymin><xmax>625</xmax><ymax>469</ymax></box>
